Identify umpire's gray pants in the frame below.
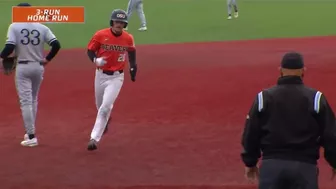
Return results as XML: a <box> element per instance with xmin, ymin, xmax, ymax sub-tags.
<box><xmin>259</xmin><ymin>159</ymin><xmax>319</xmax><ymax>189</ymax></box>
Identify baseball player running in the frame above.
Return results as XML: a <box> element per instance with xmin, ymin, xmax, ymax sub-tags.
<box><xmin>0</xmin><ymin>3</ymin><xmax>61</xmax><ymax>147</ymax></box>
<box><xmin>227</xmin><ymin>0</ymin><xmax>239</xmax><ymax>20</ymax></box>
<box><xmin>125</xmin><ymin>0</ymin><xmax>147</xmax><ymax>31</ymax></box>
<box><xmin>86</xmin><ymin>9</ymin><xmax>137</xmax><ymax>151</ymax></box>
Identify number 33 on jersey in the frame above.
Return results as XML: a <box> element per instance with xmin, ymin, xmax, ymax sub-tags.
<box><xmin>5</xmin><ymin>23</ymin><xmax>57</xmax><ymax>62</ymax></box>
<box><xmin>87</xmin><ymin>28</ymin><xmax>135</xmax><ymax>71</ymax></box>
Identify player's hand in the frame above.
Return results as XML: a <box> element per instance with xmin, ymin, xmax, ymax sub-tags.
<box><xmin>41</xmin><ymin>58</ymin><xmax>49</xmax><ymax>66</ymax></box>
<box><xmin>94</xmin><ymin>57</ymin><xmax>107</xmax><ymax>67</ymax></box>
<box><xmin>1</xmin><ymin>57</ymin><xmax>15</xmax><ymax>75</ymax></box>
<box><xmin>1</xmin><ymin>60</ymin><xmax>13</xmax><ymax>75</ymax></box>
<box><xmin>245</xmin><ymin>166</ymin><xmax>259</xmax><ymax>183</ymax></box>
<box><xmin>3</xmin><ymin>68</ymin><xmax>13</xmax><ymax>75</ymax></box>
<box><xmin>130</xmin><ymin>65</ymin><xmax>137</xmax><ymax>82</ymax></box>
<box><xmin>331</xmin><ymin>169</ymin><xmax>336</xmax><ymax>180</ymax></box>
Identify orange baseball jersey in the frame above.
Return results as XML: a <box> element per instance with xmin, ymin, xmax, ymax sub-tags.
<box><xmin>87</xmin><ymin>28</ymin><xmax>135</xmax><ymax>71</ymax></box>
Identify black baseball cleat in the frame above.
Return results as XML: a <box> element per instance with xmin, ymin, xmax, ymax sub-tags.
<box><xmin>87</xmin><ymin>139</ymin><xmax>98</xmax><ymax>151</ymax></box>
<box><xmin>103</xmin><ymin>117</ymin><xmax>111</xmax><ymax>135</ymax></box>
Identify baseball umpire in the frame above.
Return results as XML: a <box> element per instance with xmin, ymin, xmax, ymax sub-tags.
<box><xmin>241</xmin><ymin>52</ymin><xmax>336</xmax><ymax>189</ymax></box>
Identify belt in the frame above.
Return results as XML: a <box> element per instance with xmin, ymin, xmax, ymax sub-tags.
<box><xmin>98</xmin><ymin>69</ymin><xmax>124</xmax><ymax>75</ymax></box>
<box><xmin>18</xmin><ymin>61</ymin><xmax>43</xmax><ymax>65</ymax></box>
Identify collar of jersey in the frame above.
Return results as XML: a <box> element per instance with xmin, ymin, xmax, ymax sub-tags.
<box><xmin>277</xmin><ymin>76</ymin><xmax>303</xmax><ymax>85</ymax></box>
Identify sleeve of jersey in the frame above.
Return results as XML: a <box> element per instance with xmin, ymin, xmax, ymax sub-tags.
<box><xmin>5</xmin><ymin>24</ymin><xmax>16</xmax><ymax>45</ymax></box>
<box><xmin>45</xmin><ymin>27</ymin><xmax>57</xmax><ymax>45</ymax></box>
<box><xmin>241</xmin><ymin>94</ymin><xmax>262</xmax><ymax>167</ymax></box>
<box><xmin>317</xmin><ymin>94</ymin><xmax>336</xmax><ymax>169</ymax></box>
<box><xmin>128</xmin><ymin>34</ymin><xmax>135</xmax><ymax>51</ymax></box>
<box><xmin>87</xmin><ymin>33</ymin><xmax>101</xmax><ymax>52</ymax></box>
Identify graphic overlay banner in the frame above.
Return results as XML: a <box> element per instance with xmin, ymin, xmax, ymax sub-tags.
<box><xmin>12</xmin><ymin>6</ymin><xmax>85</xmax><ymax>23</ymax></box>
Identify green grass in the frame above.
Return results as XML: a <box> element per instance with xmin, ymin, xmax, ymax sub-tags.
<box><xmin>0</xmin><ymin>0</ymin><xmax>335</xmax><ymax>48</ymax></box>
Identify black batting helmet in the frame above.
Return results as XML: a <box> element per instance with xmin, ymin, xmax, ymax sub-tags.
<box><xmin>17</xmin><ymin>2</ymin><xmax>31</xmax><ymax>6</ymax></box>
<box><xmin>110</xmin><ymin>9</ymin><xmax>128</xmax><ymax>28</ymax></box>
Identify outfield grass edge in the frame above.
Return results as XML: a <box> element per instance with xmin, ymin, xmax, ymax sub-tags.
<box><xmin>59</xmin><ymin>35</ymin><xmax>336</xmax><ymax>51</ymax></box>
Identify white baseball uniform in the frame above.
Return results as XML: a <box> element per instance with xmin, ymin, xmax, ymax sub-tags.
<box><xmin>227</xmin><ymin>0</ymin><xmax>239</xmax><ymax>17</ymax></box>
<box><xmin>126</xmin><ymin>0</ymin><xmax>147</xmax><ymax>28</ymax></box>
<box><xmin>5</xmin><ymin>23</ymin><xmax>57</xmax><ymax>146</ymax></box>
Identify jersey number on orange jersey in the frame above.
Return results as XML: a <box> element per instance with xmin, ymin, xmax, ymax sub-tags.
<box><xmin>118</xmin><ymin>53</ymin><xmax>126</xmax><ymax>62</ymax></box>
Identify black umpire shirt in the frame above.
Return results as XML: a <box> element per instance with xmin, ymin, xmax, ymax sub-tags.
<box><xmin>241</xmin><ymin>76</ymin><xmax>336</xmax><ymax>169</ymax></box>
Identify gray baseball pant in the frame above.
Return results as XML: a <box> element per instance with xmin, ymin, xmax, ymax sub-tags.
<box><xmin>126</xmin><ymin>0</ymin><xmax>147</xmax><ymax>27</ymax></box>
<box><xmin>227</xmin><ymin>0</ymin><xmax>238</xmax><ymax>15</ymax></box>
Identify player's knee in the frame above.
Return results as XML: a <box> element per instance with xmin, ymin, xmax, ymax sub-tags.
<box><xmin>18</xmin><ymin>90</ymin><xmax>32</xmax><ymax>105</ymax></box>
<box><xmin>98</xmin><ymin>106</ymin><xmax>112</xmax><ymax>117</ymax></box>
<box><xmin>19</xmin><ymin>98</ymin><xmax>32</xmax><ymax>106</ymax></box>
<box><xmin>32</xmin><ymin>96</ymin><xmax>38</xmax><ymax>103</ymax></box>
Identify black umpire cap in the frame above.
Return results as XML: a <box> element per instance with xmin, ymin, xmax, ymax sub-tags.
<box><xmin>281</xmin><ymin>52</ymin><xmax>304</xmax><ymax>69</ymax></box>
<box><xmin>17</xmin><ymin>3</ymin><xmax>31</xmax><ymax>6</ymax></box>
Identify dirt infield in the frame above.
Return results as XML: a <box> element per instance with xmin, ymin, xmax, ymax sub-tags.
<box><xmin>0</xmin><ymin>36</ymin><xmax>335</xmax><ymax>189</ymax></box>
